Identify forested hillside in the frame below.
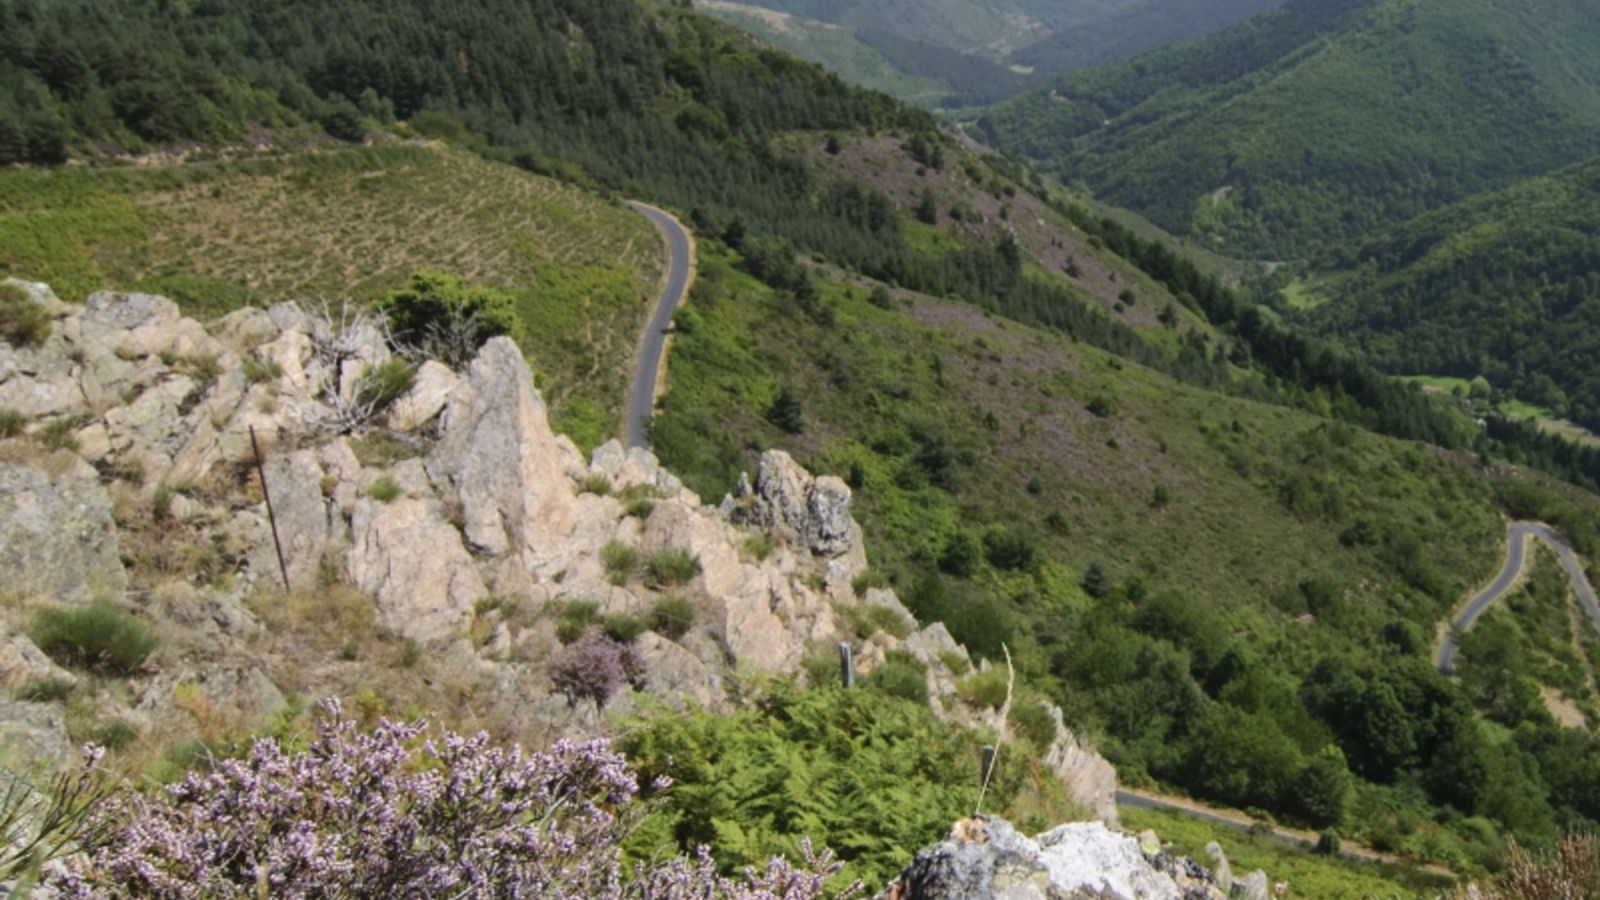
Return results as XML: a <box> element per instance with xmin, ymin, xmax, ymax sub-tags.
<box><xmin>652</xmin><ymin>129</ymin><xmax>1600</xmax><ymax>870</ymax></box>
<box><xmin>983</xmin><ymin>0</ymin><xmax>1600</xmax><ymax>258</ymax></box>
<box><xmin>1297</xmin><ymin>155</ymin><xmax>1600</xmax><ymax>434</ymax></box>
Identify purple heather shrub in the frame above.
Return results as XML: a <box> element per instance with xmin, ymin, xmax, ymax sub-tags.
<box><xmin>549</xmin><ymin>631</ymin><xmax>645</xmax><ymax>704</ymax></box>
<box><xmin>51</xmin><ymin>700</ymin><xmax>855</xmax><ymax>900</ymax></box>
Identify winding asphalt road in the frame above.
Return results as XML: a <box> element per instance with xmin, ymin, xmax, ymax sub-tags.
<box><xmin>1435</xmin><ymin>522</ymin><xmax>1600</xmax><ymax>675</ymax></box>
<box><xmin>624</xmin><ymin>202</ymin><xmax>694</xmax><ymax>449</ymax></box>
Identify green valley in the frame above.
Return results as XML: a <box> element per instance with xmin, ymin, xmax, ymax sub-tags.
<box><xmin>1291</xmin><ymin>155</ymin><xmax>1600</xmax><ymax>435</ymax></box>
<box><xmin>983</xmin><ymin>0</ymin><xmax>1600</xmax><ymax>259</ymax></box>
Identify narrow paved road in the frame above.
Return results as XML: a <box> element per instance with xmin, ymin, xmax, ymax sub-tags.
<box><xmin>1436</xmin><ymin>522</ymin><xmax>1600</xmax><ymax>675</ymax></box>
<box><xmin>624</xmin><ymin>201</ymin><xmax>693</xmax><ymax>449</ymax></box>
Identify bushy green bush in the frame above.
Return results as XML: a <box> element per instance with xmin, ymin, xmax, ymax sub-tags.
<box><xmin>861</xmin><ymin>651</ymin><xmax>928</xmax><ymax>705</ymax></box>
<box><xmin>644</xmin><ymin>549</ymin><xmax>701</xmax><ymax>588</ymax></box>
<box><xmin>0</xmin><ymin>283</ymin><xmax>51</xmax><ymax>346</ymax></box>
<box><xmin>355</xmin><ymin>360</ymin><xmax>415</xmax><ymax>412</ymax></box>
<box><xmin>650</xmin><ymin>595</ymin><xmax>696</xmax><ymax>640</ymax></box>
<box><xmin>377</xmin><ymin>271</ymin><xmax>520</xmax><ymax>365</ymax></box>
<box><xmin>600</xmin><ymin>541</ymin><xmax>640</xmax><ymax>586</ymax></box>
<box><xmin>31</xmin><ymin>601</ymin><xmax>158</xmax><ymax>676</ymax></box>
<box><xmin>956</xmin><ymin>668</ymin><xmax>1008</xmax><ymax>710</ymax></box>
<box><xmin>0</xmin><ymin>408</ymin><xmax>24</xmax><ymax>438</ymax></box>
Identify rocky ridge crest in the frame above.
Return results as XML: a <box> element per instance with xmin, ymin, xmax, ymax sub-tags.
<box><xmin>0</xmin><ymin>279</ymin><xmax>1115</xmax><ymax>822</ymax></box>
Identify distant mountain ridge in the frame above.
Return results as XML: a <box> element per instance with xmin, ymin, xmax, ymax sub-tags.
<box><xmin>984</xmin><ymin>0</ymin><xmax>1600</xmax><ymax>258</ymax></box>
<box><xmin>696</xmin><ymin>0</ymin><xmax>1291</xmax><ymax>104</ymax></box>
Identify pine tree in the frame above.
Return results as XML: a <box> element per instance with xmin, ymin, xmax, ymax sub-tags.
<box><xmin>766</xmin><ymin>384</ymin><xmax>805</xmax><ymax>434</ymax></box>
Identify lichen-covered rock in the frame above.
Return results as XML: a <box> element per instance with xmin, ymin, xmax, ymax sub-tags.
<box><xmin>883</xmin><ymin>818</ymin><xmax>1221</xmax><ymax>900</ymax></box>
<box><xmin>250</xmin><ymin>450</ymin><xmax>329</xmax><ymax>590</ymax></box>
<box><xmin>721</xmin><ymin>450</ymin><xmax>862</xmax><ymax>563</ymax></box>
<box><xmin>0</xmin><ymin>462</ymin><xmax>125</xmax><ymax>603</ymax></box>
<box><xmin>345</xmin><ymin>496</ymin><xmax>487</xmax><ymax>644</ymax></box>
<box><xmin>0</xmin><ymin>635</ymin><xmax>78</xmax><ymax>694</ymax></box>
<box><xmin>426</xmin><ymin>337</ymin><xmax>576</xmax><ymax>567</ymax></box>
<box><xmin>84</xmin><ymin>290</ymin><xmax>182</xmax><ymax>331</ymax></box>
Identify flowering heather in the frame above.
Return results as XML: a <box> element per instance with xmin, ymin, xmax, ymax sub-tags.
<box><xmin>549</xmin><ymin>632</ymin><xmax>644</xmax><ymax>704</ymax></box>
<box><xmin>51</xmin><ymin>700</ymin><xmax>853</xmax><ymax>900</ymax></box>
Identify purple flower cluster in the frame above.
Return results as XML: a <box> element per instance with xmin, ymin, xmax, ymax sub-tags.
<box><xmin>549</xmin><ymin>632</ymin><xmax>644</xmax><ymax>705</ymax></box>
<box><xmin>52</xmin><ymin>700</ymin><xmax>854</xmax><ymax>900</ymax></box>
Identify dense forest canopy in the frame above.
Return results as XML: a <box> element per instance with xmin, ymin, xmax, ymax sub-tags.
<box><xmin>982</xmin><ymin>0</ymin><xmax>1600</xmax><ymax>259</ymax></box>
<box><xmin>1301</xmin><ymin>155</ymin><xmax>1600</xmax><ymax>434</ymax></box>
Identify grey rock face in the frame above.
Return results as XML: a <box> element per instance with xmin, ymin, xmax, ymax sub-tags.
<box><xmin>0</xmin><ymin>463</ymin><xmax>125</xmax><ymax>603</ymax></box>
<box><xmin>84</xmin><ymin>291</ymin><xmax>181</xmax><ymax>330</ymax></box>
<box><xmin>251</xmin><ymin>450</ymin><xmax>329</xmax><ymax>590</ymax></box>
<box><xmin>723</xmin><ymin>449</ymin><xmax>859</xmax><ymax>559</ymax></box>
<box><xmin>0</xmin><ymin>635</ymin><xmax>78</xmax><ymax>694</ymax></box>
<box><xmin>345</xmin><ymin>496</ymin><xmax>487</xmax><ymax>644</ymax></box>
<box><xmin>426</xmin><ymin>337</ymin><xmax>575</xmax><ymax>565</ymax></box>
<box><xmin>884</xmin><ymin>818</ymin><xmax>1222</xmax><ymax>900</ymax></box>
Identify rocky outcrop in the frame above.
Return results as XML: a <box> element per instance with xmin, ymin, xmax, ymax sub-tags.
<box><xmin>0</xmin><ymin>281</ymin><xmax>1123</xmax><ymax>831</ymax></box>
<box><xmin>345</xmin><ymin>496</ymin><xmax>488</xmax><ymax>644</ymax></box>
<box><xmin>0</xmin><ymin>460</ymin><xmax>125</xmax><ymax>603</ymax></box>
<box><xmin>882</xmin><ymin>818</ymin><xmax>1230</xmax><ymax>900</ymax></box>
<box><xmin>426</xmin><ymin>337</ymin><xmax>576</xmax><ymax>568</ymax></box>
<box><xmin>722</xmin><ymin>450</ymin><xmax>863</xmax><ymax>565</ymax></box>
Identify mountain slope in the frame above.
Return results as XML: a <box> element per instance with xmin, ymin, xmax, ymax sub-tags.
<box><xmin>1298</xmin><ymin>154</ymin><xmax>1600</xmax><ymax>432</ymax></box>
<box><xmin>700</xmin><ymin>0</ymin><xmax>1290</xmax><ymax>103</ymax></box>
<box><xmin>984</xmin><ymin>0</ymin><xmax>1600</xmax><ymax>258</ymax></box>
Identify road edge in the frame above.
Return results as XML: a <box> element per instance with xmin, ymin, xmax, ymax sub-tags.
<box><xmin>623</xmin><ymin>201</ymin><xmax>697</xmax><ymax>445</ymax></box>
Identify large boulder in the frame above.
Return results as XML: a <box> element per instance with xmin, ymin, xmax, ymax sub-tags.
<box><xmin>426</xmin><ymin>338</ymin><xmax>576</xmax><ymax>568</ymax></box>
<box><xmin>721</xmin><ymin>450</ymin><xmax>862</xmax><ymax>564</ymax></box>
<box><xmin>345</xmin><ymin>496</ymin><xmax>487</xmax><ymax>644</ymax></box>
<box><xmin>883</xmin><ymin>818</ymin><xmax>1224</xmax><ymax>900</ymax></box>
<box><xmin>0</xmin><ymin>461</ymin><xmax>125</xmax><ymax>603</ymax></box>
<box><xmin>83</xmin><ymin>291</ymin><xmax>181</xmax><ymax>330</ymax></box>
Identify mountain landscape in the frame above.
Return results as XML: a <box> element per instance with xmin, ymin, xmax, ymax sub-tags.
<box><xmin>983</xmin><ymin>0</ymin><xmax>1600</xmax><ymax>258</ymax></box>
<box><xmin>695</xmin><ymin>0</ymin><xmax>1292</xmax><ymax>104</ymax></box>
<box><xmin>5</xmin><ymin>0</ymin><xmax>1600</xmax><ymax>896</ymax></box>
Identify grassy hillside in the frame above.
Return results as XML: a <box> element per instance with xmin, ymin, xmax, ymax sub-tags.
<box><xmin>1293</xmin><ymin>155</ymin><xmax>1600</xmax><ymax>434</ymax></box>
<box><xmin>0</xmin><ymin>144</ymin><xmax>661</xmax><ymax>448</ymax></box>
<box><xmin>654</xmin><ymin>229</ymin><xmax>1600</xmax><ymax>871</ymax></box>
<box><xmin>984</xmin><ymin>0</ymin><xmax>1600</xmax><ymax>259</ymax></box>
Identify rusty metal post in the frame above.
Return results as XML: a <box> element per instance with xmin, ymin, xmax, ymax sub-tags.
<box><xmin>250</xmin><ymin>426</ymin><xmax>291</xmax><ymax>591</ymax></box>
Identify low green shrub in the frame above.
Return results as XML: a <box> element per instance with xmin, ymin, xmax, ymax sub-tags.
<box><xmin>577</xmin><ymin>473</ymin><xmax>612</xmax><ymax>496</ymax></box>
<box><xmin>862</xmin><ymin>650</ymin><xmax>928</xmax><ymax>704</ymax></box>
<box><xmin>31</xmin><ymin>601</ymin><xmax>159</xmax><ymax>676</ymax></box>
<box><xmin>936</xmin><ymin>649</ymin><xmax>971</xmax><ymax>676</ymax></box>
<box><xmin>0</xmin><ymin>408</ymin><xmax>24</xmax><ymax>438</ymax></box>
<box><xmin>15</xmin><ymin>676</ymin><xmax>75</xmax><ymax>702</ymax></box>
<box><xmin>242</xmin><ymin>354</ymin><xmax>284</xmax><ymax>384</ymax></box>
<box><xmin>1010</xmin><ymin>699</ymin><xmax>1057</xmax><ymax>750</ymax></box>
<box><xmin>366</xmin><ymin>478</ymin><xmax>402</xmax><ymax>503</ymax></box>
<box><xmin>839</xmin><ymin>603</ymin><xmax>911</xmax><ymax>641</ymax></box>
<box><xmin>355</xmin><ymin>360</ymin><xmax>415</xmax><ymax>412</ymax></box>
<box><xmin>649</xmin><ymin>595</ymin><xmax>696</xmax><ymax>640</ymax></box>
<box><xmin>850</xmin><ymin>569</ymin><xmax>889</xmax><ymax>598</ymax></box>
<box><xmin>86</xmin><ymin>720</ymin><xmax>140</xmax><ymax>751</ymax></box>
<box><xmin>0</xmin><ymin>283</ymin><xmax>51</xmax><ymax>346</ymax></box>
<box><xmin>603</xmin><ymin>614</ymin><xmax>650</xmax><ymax>643</ymax></box>
<box><xmin>741</xmin><ymin>533</ymin><xmax>776</xmax><ymax>562</ymax></box>
<box><xmin>601</xmin><ymin>541</ymin><xmax>639</xmax><ymax>586</ymax></box>
<box><xmin>956</xmin><ymin>668</ymin><xmax>1008</xmax><ymax>710</ymax></box>
<box><xmin>553</xmin><ymin>599</ymin><xmax>602</xmax><ymax>644</ymax></box>
<box><xmin>644</xmin><ymin>549</ymin><xmax>701</xmax><ymax>588</ymax></box>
